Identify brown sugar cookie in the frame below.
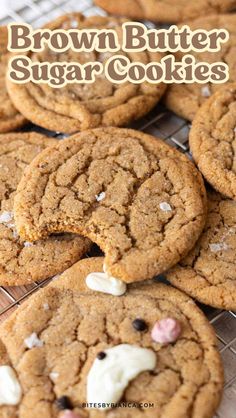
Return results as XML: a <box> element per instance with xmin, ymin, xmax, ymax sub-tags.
<box><xmin>164</xmin><ymin>14</ymin><xmax>236</xmax><ymax>121</ymax></box>
<box><xmin>0</xmin><ymin>26</ymin><xmax>26</xmax><ymax>132</ymax></box>
<box><xmin>0</xmin><ymin>132</ymin><xmax>90</xmax><ymax>286</ymax></box>
<box><xmin>166</xmin><ymin>190</ymin><xmax>236</xmax><ymax>310</ymax></box>
<box><xmin>189</xmin><ymin>83</ymin><xmax>236</xmax><ymax>200</ymax></box>
<box><xmin>14</xmin><ymin>127</ymin><xmax>207</xmax><ymax>283</ymax></box>
<box><xmin>6</xmin><ymin>13</ymin><xmax>166</xmax><ymax>134</ymax></box>
<box><xmin>95</xmin><ymin>0</ymin><xmax>236</xmax><ymax>24</ymax></box>
<box><xmin>0</xmin><ymin>257</ymin><xmax>223</xmax><ymax>418</ymax></box>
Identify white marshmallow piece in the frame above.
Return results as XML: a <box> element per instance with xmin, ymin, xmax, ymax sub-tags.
<box><xmin>86</xmin><ymin>272</ymin><xmax>126</xmax><ymax>296</ymax></box>
<box><xmin>0</xmin><ymin>366</ymin><xmax>22</xmax><ymax>406</ymax></box>
<box><xmin>87</xmin><ymin>344</ymin><xmax>156</xmax><ymax>409</ymax></box>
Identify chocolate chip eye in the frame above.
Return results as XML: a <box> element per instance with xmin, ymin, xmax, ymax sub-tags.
<box><xmin>55</xmin><ymin>396</ymin><xmax>72</xmax><ymax>410</ymax></box>
<box><xmin>150</xmin><ymin>370</ymin><xmax>158</xmax><ymax>376</ymax></box>
<box><xmin>97</xmin><ymin>351</ymin><xmax>107</xmax><ymax>360</ymax></box>
<box><xmin>132</xmin><ymin>318</ymin><xmax>148</xmax><ymax>332</ymax></box>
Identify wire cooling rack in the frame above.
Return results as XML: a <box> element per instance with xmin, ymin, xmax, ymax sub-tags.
<box><xmin>0</xmin><ymin>1</ymin><xmax>236</xmax><ymax>417</ymax></box>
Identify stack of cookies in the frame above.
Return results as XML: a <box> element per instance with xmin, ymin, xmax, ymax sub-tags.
<box><xmin>0</xmin><ymin>4</ymin><xmax>236</xmax><ymax>417</ymax></box>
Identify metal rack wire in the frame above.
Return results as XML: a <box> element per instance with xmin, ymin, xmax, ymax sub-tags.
<box><xmin>0</xmin><ymin>1</ymin><xmax>236</xmax><ymax>417</ymax></box>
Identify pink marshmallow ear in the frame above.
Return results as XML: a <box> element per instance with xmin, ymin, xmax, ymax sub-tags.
<box><xmin>60</xmin><ymin>411</ymin><xmax>82</xmax><ymax>418</ymax></box>
<box><xmin>151</xmin><ymin>318</ymin><xmax>181</xmax><ymax>344</ymax></box>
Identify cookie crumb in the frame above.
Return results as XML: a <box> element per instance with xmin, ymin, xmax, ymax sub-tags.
<box><xmin>95</xmin><ymin>192</ymin><xmax>106</xmax><ymax>202</ymax></box>
<box><xmin>43</xmin><ymin>303</ymin><xmax>50</xmax><ymax>311</ymax></box>
<box><xmin>24</xmin><ymin>332</ymin><xmax>44</xmax><ymax>349</ymax></box>
<box><xmin>159</xmin><ymin>202</ymin><xmax>172</xmax><ymax>212</ymax></box>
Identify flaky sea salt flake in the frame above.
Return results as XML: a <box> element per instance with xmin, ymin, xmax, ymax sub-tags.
<box><xmin>201</xmin><ymin>86</ymin><xmax>211</xmax><ymax>97</ymax></box>
<box><xmin>159</xmin><ymin>202</ymin><xmax>172</xmax><ymax>212</ymax></box>
<box><xmin>24</xmin><ymin>333</ymin><xmax>44</xmax><ymax>349</ymax></box>
<box><xmin>0</xmin><ymin>211</ymin><xmax>13</xmax><ymax>224</ymax></box>
<box><xmin>24</xmin><ymin>242</ymin><xmax>33</xmax><ymax>248</ymax></box>
<box><xmin>96</xmin><ymin>192</ymin><xmax>106</xmax><ymax>202</ymax></box>
<box><xmin>49</xmin><ymin>372</ymin><xmax>59</xmax><ymax>380</ymax></box>
<box><xmin>209</xmin><ymin>242</ymin><xmax>228</xmax><ymax>252</ymax></box>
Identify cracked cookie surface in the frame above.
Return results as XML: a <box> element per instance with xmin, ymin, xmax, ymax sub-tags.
<box><xmin>164</xmin><ymin>14</ymin><xmax>236</xmax><ymax>121</ymax></box>
<box><xmin>166</xmin><ymin>190</ymin><xmax>236</xmax><ymax>310</ymax></box>
<box><xmin>14</xmin><ymin>127</ymin><xmax>207</xmax><ymax>283</ymax></box>
<box><xmin>6</xmin><ymin>13</ymin><xmax>165</xmax><ymax>134</ymax></box>
<box><xmin>0</xmin><ymin>132</ymin><xmax>90</xmax><ymax>286</ymax></box>
<box><xmin>0</xmin><ymin>257</ymin><xmax>223</xmax><ymax>418</ymax></box>
<box><xmin>189</xmin><ymin>83</ymin><xmax>236</xmax><ymax>199</ymax></box>
<box><xmin>0</xmin><ymin>26</ymin><xmax>26</xmax><ymax>132</ymax></box>
<box><xmin>95</xmin><ymin>0</ymin><xmax>236</xmax><ymax>23</ymax></box>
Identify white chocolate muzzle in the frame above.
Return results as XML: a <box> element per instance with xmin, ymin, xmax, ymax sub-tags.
<box><xmin>0</xmin><ymin>365</ymin><xmax>22</xmax><ymax>406</ymax></box>
<box><xmin>87</xmin><ymin>344</ymin><xmax>156</xmax><ymax>409</ymax></box>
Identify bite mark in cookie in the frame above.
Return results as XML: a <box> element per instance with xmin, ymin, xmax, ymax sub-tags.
<box><xmin>0</xmin><ymin>132</ymin><xmax>91</xmax><ymax>286</ymax></box>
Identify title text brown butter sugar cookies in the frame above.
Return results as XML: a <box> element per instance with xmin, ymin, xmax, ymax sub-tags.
<box><xmin>165</xmin><ymin>14</ymin><xmax>236</xmax><ymax>121</ymax></box>
<box><xmin>0</xmin><ymin>27</ymin><xmax>26</xmax><ymax>132</ymax></box>
<box><xmin>14</xmin><ymin>127</ymin><xmax>207</xmax><ymax>283</ymax></box>
<box><xmin>6</xmin><ymin>13</ymin><xmax>166</xmax><ymax>134</ymax></box>
<box><xmin>95</xmin><ymin>0</ymin><xmax>236</xmax><ymax>23</ymax></box>
<box><xmin>189</xmin><ymin>83</ymin><xmax>236</xmax><ymax>200</ymax></box>
<box><xmin>166</xmin><ymin>190</ymin><xmax>236</xmax><ymax>310</ymax></box>
<box><xmin>0</xmin><ymin>257</ymin><xmax>224</xmax><ymax>418</ymax></box>
<box><xmin>0</xmin><ymin>132</ymin><xmax>90</xmax><ymax>286</ymax></box>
